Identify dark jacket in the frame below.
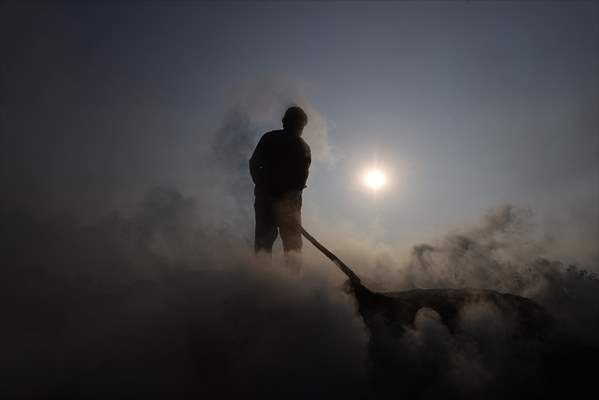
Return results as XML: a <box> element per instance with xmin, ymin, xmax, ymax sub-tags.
<box><xmin>249</xmin><ymin>129</ymin><xmax>311</xmax><ymax>197</ymax></box>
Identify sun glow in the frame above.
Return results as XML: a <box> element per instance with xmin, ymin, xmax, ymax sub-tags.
<box><xmin>363</xmin><ymin>169</ymin><xmax>387</xmax><ymax>190</ymax></box>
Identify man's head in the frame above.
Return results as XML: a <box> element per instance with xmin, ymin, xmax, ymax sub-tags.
<box><xmin>282</xmin><ymin>106</ymin><xmax>308</xmax><ymax>136</ymax></box>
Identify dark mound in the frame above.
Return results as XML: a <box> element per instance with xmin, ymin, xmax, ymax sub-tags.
<box><xmin>349</xmin><ymin>283</ymin><xmax>599</xmax><ymax>399</ymax></box>
<box><xmin>353</xmin><ymin>285</ymin><xmax>553</xmax><ymax>338</ymax></box>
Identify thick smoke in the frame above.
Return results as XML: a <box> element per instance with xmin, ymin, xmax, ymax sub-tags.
<box><xmin>339</xmin><ymin>204</ymin><xmax>599</xmax><ymax>399</ymax></box>
<box><xmin>1</xmin><ymin>191</ymin><xmax>368</xmax><ymax>399</ymax></box>
<box><xmin>4</xmin><ymin>194</ymin><xmax>598</xmax><ymax>399</ymax></box>
<box><xmin>396</xmin><ymin>205</ymin><xmax>599</xmax><ymax>342</ymax></box>
<box><xmin>2</xmin><ymin>82</ymin><xmax>598</xmax><ymax>398</ymax></box>
<box><xmin>1</xmin><ymin>81</ymin><xmax>368</xmax><ymax>399</ymax></box>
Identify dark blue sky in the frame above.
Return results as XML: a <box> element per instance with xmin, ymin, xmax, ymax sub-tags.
<box><xmin>2</xmin><ymin>1</ymin><xmax>597</xmax><ymax>261</ymax></box>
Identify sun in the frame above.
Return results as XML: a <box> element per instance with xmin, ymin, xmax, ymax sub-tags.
<box><xmin>363</xmin><ymin>169</ymin><xmax>386</xmax><ymax>190</ymax></box>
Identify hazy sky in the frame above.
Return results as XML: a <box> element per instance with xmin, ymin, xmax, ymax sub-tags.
<box><xmin>2</xmin><ymin>1</ymin><xmax>597</xmax><ymax>258</ymax></box>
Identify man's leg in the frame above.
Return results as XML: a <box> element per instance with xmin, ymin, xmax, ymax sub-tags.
<box><xmin>254</xmin><ymin>196</ymin><xmax>278</xmax><ymax>255</ymax></box>
<box><xmin>276</xmin><ymin>191</ymin><xmax>303</xmax><ymax>273</ymax></box>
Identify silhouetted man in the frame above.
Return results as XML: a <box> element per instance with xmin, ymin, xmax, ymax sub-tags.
<box><xmin>249</xmin><ymin>106</ymin><xmax>311</xmax><ymax>269</ymax></box>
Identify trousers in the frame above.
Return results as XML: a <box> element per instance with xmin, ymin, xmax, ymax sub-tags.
<box><xmin>254</xmin><ymin>190</ymin><xmax>302</xmax><ymax>254</ymax></box>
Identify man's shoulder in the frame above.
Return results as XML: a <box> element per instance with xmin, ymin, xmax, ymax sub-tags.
<box><xmin>260</xmin><ymin>130</ymin><xmax>283</xmax><ymax>141</ymax></box>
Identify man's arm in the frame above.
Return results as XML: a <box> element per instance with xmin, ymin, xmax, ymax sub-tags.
<box><xmin>297</xmin><ymin>140</ymin><xmax>311</xmax><ymax>189</ymax></box>
<box><xmin>249</xmin><ymin>136</ymin><xmax>265</xmax><ymax>185</ymax></box>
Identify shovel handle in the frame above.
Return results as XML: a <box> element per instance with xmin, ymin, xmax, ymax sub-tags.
<box><xmin>300</xmin><ymin>226</ymin><xmax>362</xmax><ymax>284</ymax></box>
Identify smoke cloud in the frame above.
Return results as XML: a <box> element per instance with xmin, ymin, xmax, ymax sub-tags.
<box><xmin>4</xmin><ymin>193</ymin><xmax>597</xmax><ymax>399</ymax></box>
<box><xmin>2</xmin><ymin>81</ymin><xmax>598</xmax><ymax>399</ymax></box>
